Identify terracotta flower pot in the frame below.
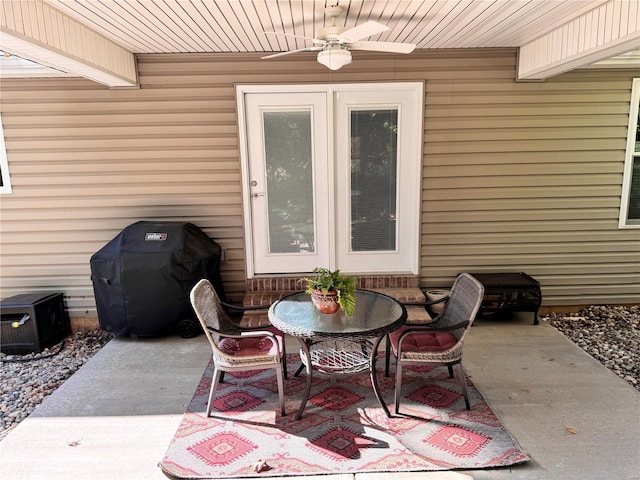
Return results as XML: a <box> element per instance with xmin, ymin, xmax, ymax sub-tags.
<box><xmin>311</xmin><ymin>289</ymin><xmax>340</xmax><ymax>314</ymax></box>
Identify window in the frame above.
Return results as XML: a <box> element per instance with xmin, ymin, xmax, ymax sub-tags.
<box><xmin>0</xmin><ymin>115</ymin><xmax>11</xmax><ymax>194</ymax></box>
<box><xmin>237</xmin><ymin>83</ymin><xmax>423</xmax><ymax>276</ymax></box>
<box><xmin>620</xmin><ymin>78</ymin><xmax>640</xmax><ymax>227</ymax></box>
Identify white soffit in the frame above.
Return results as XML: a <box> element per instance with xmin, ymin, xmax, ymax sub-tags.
<box><xmin>518</xmin><ymin>0</ymin><xmax>640</xmax><ymax>80</ymax></box>
<box><xmin>0</xmin><ymin>0</ymin><xmax>137</xmax><ymax>88</ymax></box>
<box><xmin>0</xmin><ymin>51</ymin><xmax>73</xmax><ymax>77</ymax></box>
<box><xmin>0</xmin><ymin>1</ymin><xmax>637</xmax><ymax>86</ymax></box>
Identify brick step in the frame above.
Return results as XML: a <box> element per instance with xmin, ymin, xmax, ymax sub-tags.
<box><xmin>239</xmin><ymin>287</ymin><xmax>431</xmax><ymax>328</ymax></box>
<box><xmin>245</xmin><ymin>274</ymin><xmax>421</xmax><ymax>292</ymax></box>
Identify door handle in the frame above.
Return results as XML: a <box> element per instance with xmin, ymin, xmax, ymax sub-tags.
<box><xmin>251</xmin><ymin>192</ymin><xmax>265</xmax><ymax>198</ymax></box>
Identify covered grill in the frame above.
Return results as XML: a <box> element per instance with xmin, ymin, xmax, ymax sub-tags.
<box><xmin>90</xmin><ymin>221</ymin><xmax>225</xmax><ymax>338</ymax></box>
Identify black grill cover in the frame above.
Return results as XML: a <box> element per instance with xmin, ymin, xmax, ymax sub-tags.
<box><xmin>90</xmin><ymin>221</ymin><xmax>225</xmax><ymax>337</ymax></box>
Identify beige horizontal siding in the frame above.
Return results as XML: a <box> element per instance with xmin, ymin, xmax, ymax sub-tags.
<box><xmin>418</xmin><ymin>55</ymin><xmax>639</xmax><ymax>306</ymax></box>
<box><xmin>0</xmin><ymin>49</ymin><xmax>638</xmax><ymax>320</ymax></box>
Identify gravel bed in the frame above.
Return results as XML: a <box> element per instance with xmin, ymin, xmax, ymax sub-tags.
<box><xmin>0</xmin><ymin>330</ymin><xmax>114</xmax><ymax>441</ymax></box>
<box><xmin>543</xmin><ymin>304</ymin><xmax>639</xmax><ymax>391</ymax></box>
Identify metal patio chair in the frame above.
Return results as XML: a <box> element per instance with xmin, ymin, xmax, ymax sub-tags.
<box><xmin>385</xmin><ymin>273</ymin><xmax>484</xmax><ymax>413</ymax></box>
<box><xmin>190</xmin><ymin>278</ymin><xmax>286</xmax><ymax>416</ymax></box>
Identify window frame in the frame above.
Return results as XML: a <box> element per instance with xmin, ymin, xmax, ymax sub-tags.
<box><xmin>619</xmin><ymin>78</ymin><xmax>640</xmax><ymax>228</ymax></box>
<box><xmin>0</xmin><ymin>114</ymin><xmax>11</xmax><ymax>194</ymax></box>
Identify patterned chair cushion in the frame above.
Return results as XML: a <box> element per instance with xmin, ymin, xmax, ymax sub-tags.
<box><xmin>219</xmin><ymin>335</ymin><xmax>282</xmax><ymax>357</ymax></box>
<box><xmin>389</xmin><ymin>327</ymin><xmax>457</xmax><ymax>355</ymax></box>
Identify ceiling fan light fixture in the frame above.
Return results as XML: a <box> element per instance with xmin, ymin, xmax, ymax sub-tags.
<box><xmin>317</xmin><ymin>46</ymin><xmax>352</xmax><ymax>70</ymax></box>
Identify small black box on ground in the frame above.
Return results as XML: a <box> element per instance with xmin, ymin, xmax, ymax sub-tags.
<box><xmin>0</xmin><ymin>292</ymin><xmax>69</xmax><ymax>354</ymax></box>
<box><xmin>469</xmin><ymin>272</ymin><xmax>542</xmax><ymax>325</ymax></box>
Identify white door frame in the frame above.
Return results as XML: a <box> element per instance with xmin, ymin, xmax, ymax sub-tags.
<box><xmin>237</xmin><ymin>82</ymin><xmax>423</xmax><ymax>278</ymax></box>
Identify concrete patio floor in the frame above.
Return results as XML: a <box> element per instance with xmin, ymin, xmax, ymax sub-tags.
<box><xmin>1</xmin><ymin>313</ymin><xmax>638</xmax><ymax>480</ymax></box>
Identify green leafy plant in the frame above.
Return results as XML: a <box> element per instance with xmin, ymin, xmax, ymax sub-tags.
<box><xmin>301</xmin><ymin>267</ymin><xmax>357</xmax><ymax>316</ymax></box>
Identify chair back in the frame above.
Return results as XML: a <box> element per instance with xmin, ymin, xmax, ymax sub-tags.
<box><xmin>190</xmin><ymin>278</ymin><xmax>240</xmax><ymax>338</ymax></box>
<box><xmin>437</xmin><ymin>273</ymin><xmax>484</xmax><ymax>340</ymax></box>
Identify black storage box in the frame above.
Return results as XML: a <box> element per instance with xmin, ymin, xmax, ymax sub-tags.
<box><xmin>0</xmin><ymin>292</ymin><xmax>69</xmax><ymax>354</ymax></box>
<box><xmin>90</xmin><ymin>221</ymin><xmax>225</xmax><ymax>338</ymax></box>
<box><xmin>469</xmin><ymin>272</ymin><xmax>542</xmax><ymax>325</ymax></box>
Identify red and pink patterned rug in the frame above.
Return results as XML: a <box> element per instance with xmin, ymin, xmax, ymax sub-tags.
<box><xmin>160</xmin><ymin>356</ymin><xmax>529</xmax><ymax>478</ymax></box>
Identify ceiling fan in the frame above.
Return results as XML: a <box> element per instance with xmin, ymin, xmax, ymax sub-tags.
<box><xmin>262</xmin><ymin>5</ymin><xmax>416</xmax><ymax>70</ymax></box>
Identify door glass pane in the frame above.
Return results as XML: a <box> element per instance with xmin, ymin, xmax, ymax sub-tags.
<box><xmin>350</xmin><ymin>109</ymin><xmax>398</xmax><ymax>251</ymax></box>
<box><xmin>263</xmin><ymin>111</ymin><xmax>315</xmax><ymax>253</ymax></box>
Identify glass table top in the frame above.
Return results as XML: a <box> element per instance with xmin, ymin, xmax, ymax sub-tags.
<box><xmin>269</xmin><ymin>289</ymin><xmax>406</xmax><ymax>338</ymax></box>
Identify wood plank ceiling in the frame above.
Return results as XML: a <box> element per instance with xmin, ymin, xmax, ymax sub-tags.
<box><xmin>0</xmin><ymin>0</ymin><xmax>638</xmax><ymax>85</ymax></box>
<box><xmin>47</xmin><ymin>0</ymin><xmax>608</xmax><ymax>53</ymax></box>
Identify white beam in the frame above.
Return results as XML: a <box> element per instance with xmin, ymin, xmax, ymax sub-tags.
<box><xmin>517</xmin><ymin>0</ymin><xmax>640</xmax><ymax>81</ymax></box>
<box><xmin>0</xmin><ymin>0</ymin><xmax>137</xmax><ymax>88</ymax></box>
<box><xmin>0</xmin><ymin>52</ymin><xmax>74</xmax><ymax>77</ymax></box>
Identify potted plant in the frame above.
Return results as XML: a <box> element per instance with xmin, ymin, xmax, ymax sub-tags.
<box><xmin>301</xmin><ymin>267</ymin><xmax>357</xmax><ymax>316</ymax></box>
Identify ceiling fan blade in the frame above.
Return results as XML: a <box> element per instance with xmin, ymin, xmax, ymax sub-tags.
<box><xmin>261</xmin><ymin>46</ymin><xmax>323</xmax><ymax>60</ymax></box>
<box><xmin>349</xmin><ymin>41</ymin><xmax>416</xmax><ymax>54</ymax></box>
<box><xmin>337</xmin><ymin>21</ymin><xmax>389</xmax><ymax>42</ymax></box>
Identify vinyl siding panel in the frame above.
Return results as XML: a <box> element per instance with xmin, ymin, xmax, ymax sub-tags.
<box><xmin>419</xmin><ymin>57</ymin><xmax>639</xmax><ymax>304</ymax></box>
<box><xmin>0</xmin><ymin>49</ymin><xmax>638</xmax><ymax>319</ymax></box>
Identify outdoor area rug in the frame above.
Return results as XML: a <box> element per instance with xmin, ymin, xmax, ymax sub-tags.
<box><xmin>160</xmin><ymin>355</ymin><xmax>529</xmax><ymax>478</ymax></box>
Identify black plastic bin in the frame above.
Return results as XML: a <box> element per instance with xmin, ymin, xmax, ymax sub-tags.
<box><xmin>0</xmin><ymin>292</ymin><xmax>69</xmax><ymax>354</ymax></box>
<box><xmin>90</xmin><ymin>221</ymin><xmax>225</xmax><ymax>338</ymax></box>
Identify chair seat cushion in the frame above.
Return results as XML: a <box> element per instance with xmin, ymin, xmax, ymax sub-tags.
<box><xmin>390</xmin><ymin>327</ymin><xmax>458</xmax><ymax>355</ymax></box>
<box><xmin>219</xmin><ymin>334</ymin><xmax>282</xmax><ymax>357</ymax></box>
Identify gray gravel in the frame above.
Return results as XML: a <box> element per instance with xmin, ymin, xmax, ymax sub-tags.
<box><xmin>543</xmin><ymin>304</ymin><xmax>639</xmax><ymax>391</ymax></box>
<box><xmin>0</xmin><ymin>330</ymin><xmax>113</xmax><ymax>441</ymax></box>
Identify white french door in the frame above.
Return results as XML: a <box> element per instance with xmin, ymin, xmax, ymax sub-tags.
<box><xmin>238</xmin><ymin>83</ymin><xmax>423</xmax><ymax>277</ymax></box>
<box><xmin>241</xmin><ymin>90</ymin><xmax>332</xmax><ymax>274</ymax></box>
<box><xmin>334</xmin><ymin>86</ymin><xmax>422</xmax><ymax>273</ymax></box>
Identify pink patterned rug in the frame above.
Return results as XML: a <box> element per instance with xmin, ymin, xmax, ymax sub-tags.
<box><xmin>160</xmin><ymin>356</ymin><xmax>529</xmax><ymax>478</ymax></box>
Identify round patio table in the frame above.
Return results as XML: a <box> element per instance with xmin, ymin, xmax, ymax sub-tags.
<box><xmin>268</xmin><ymin>289</ymin><xmax>406</xmax><ymax>419</ymax></box>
